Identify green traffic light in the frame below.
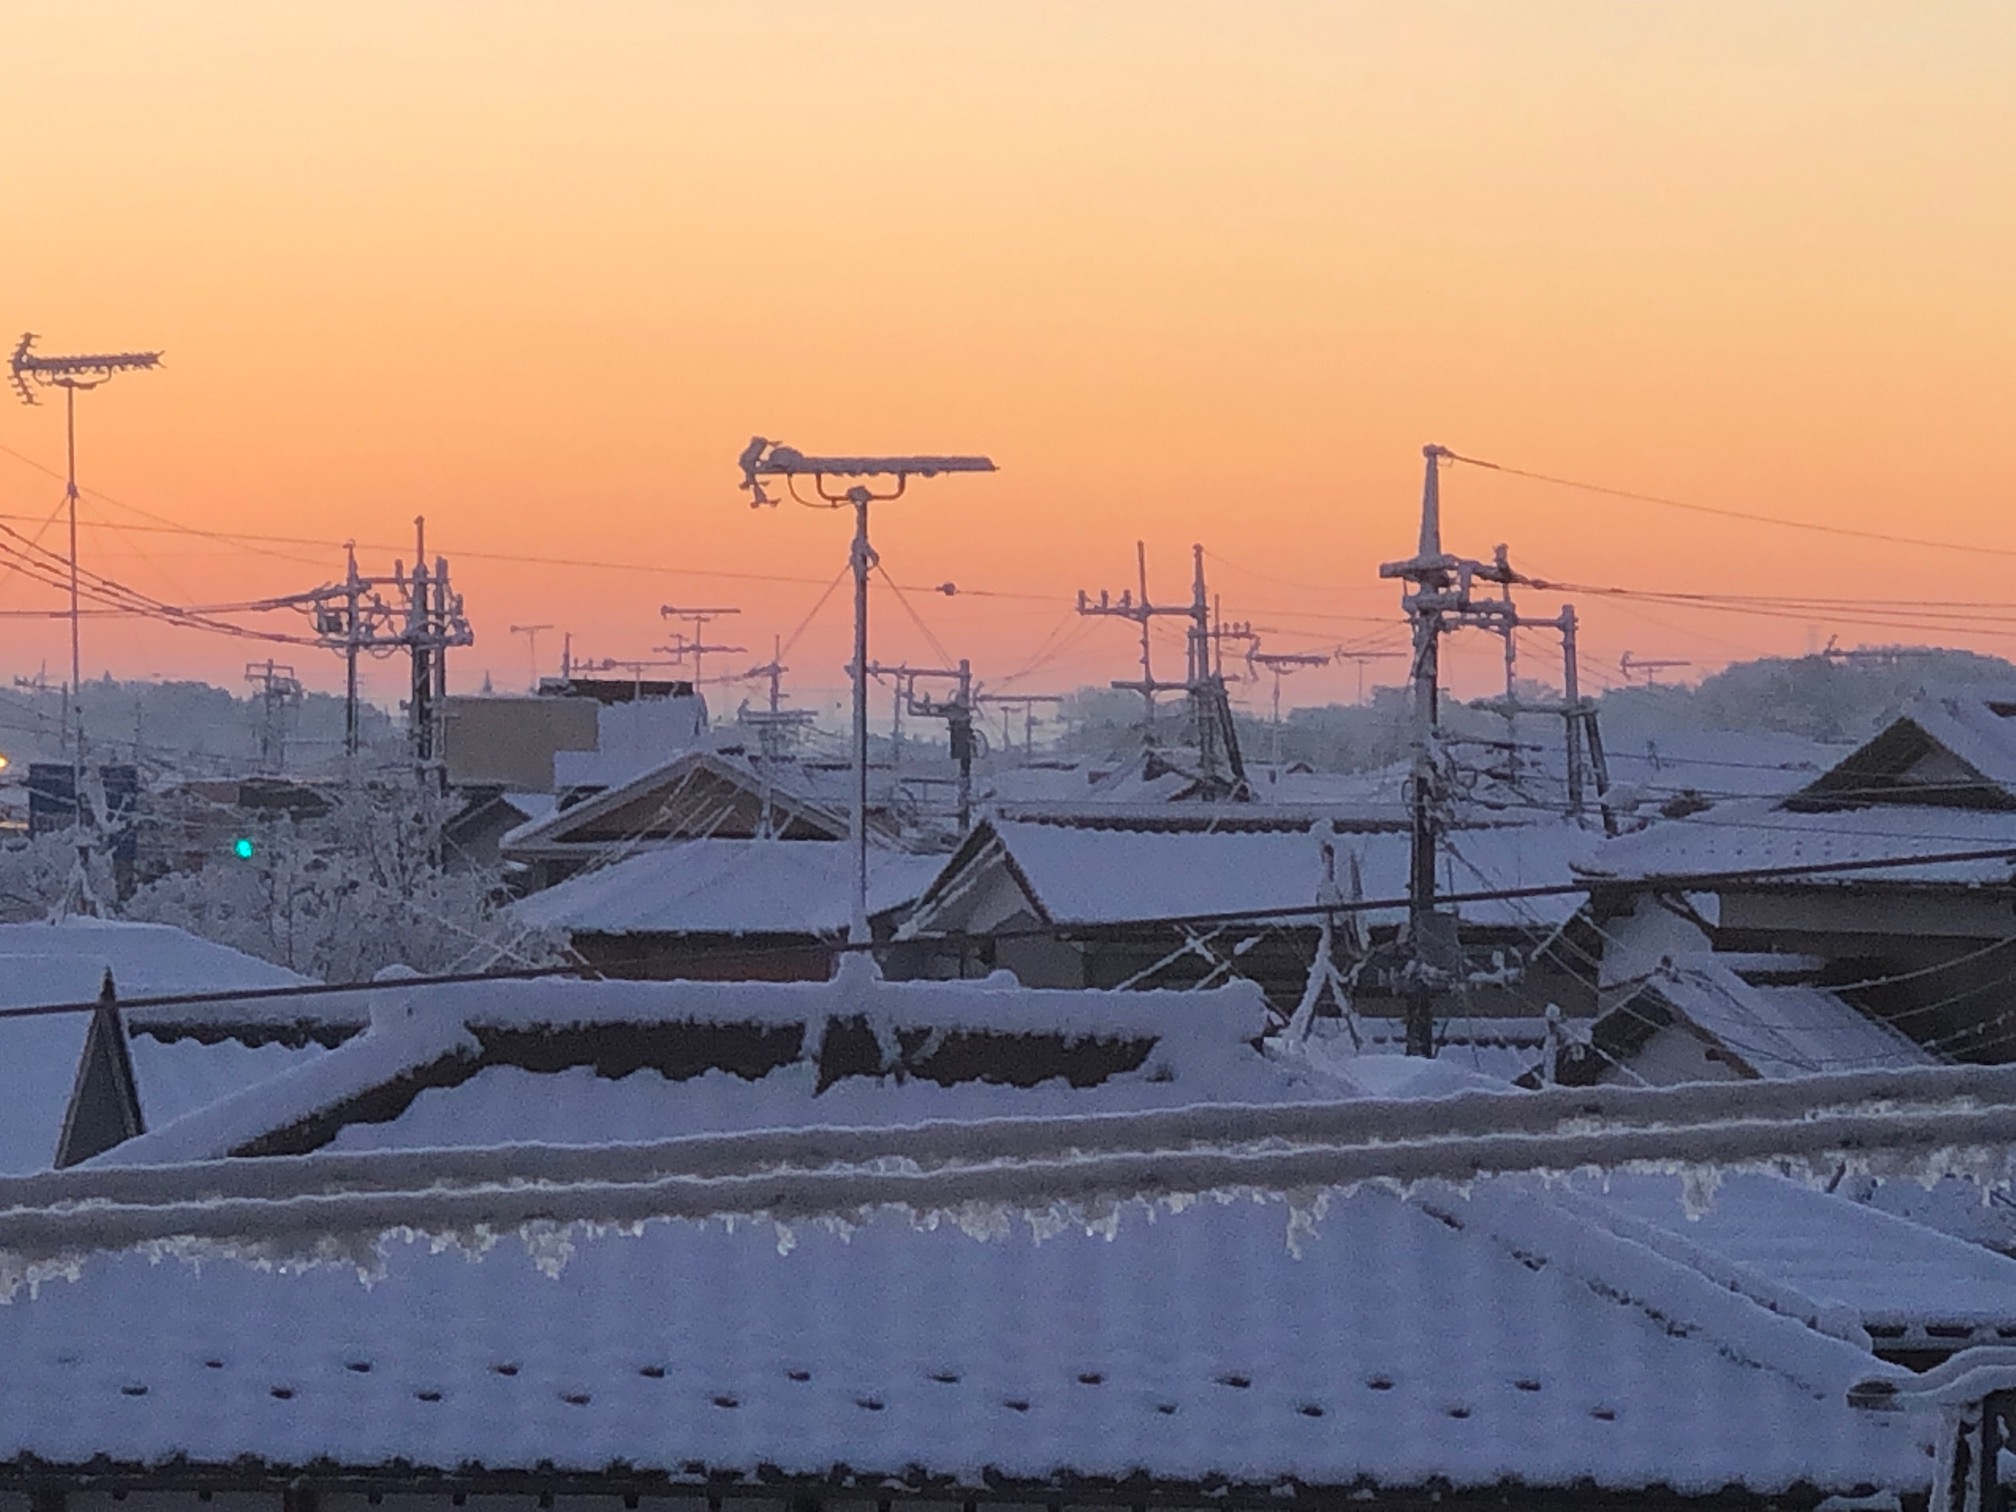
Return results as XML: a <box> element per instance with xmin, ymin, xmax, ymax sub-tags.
<box><xmin>233</xmin><ymin>837</ymin><xmax>256</xmax><ymax>860</ymax></box>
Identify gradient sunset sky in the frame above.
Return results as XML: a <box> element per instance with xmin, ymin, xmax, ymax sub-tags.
<box><xmin>3</xmin><ymin>2</ymin><xmax>2012</xmax><ymax>718</ymax></box>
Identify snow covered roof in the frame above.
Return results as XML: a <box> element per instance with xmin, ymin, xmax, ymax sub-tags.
<box><xmin>1638</xmin><ymin>958</ymin><xmax>1935</xmax><ymax>1080</ymax></box>
<box><xmin>914</xmin><ymin>817</ymin><xmax>1595</xmax><ymax>933</ymax></box>
<box><xmin>1580</xmin><ymin>796</ymin><xmax>2016</xmax><ymax>888</ymax></box>
<box><xmin>93</xmin><ymin>970</ymin><xmax>1326</xmax><ymax>1166</ymax></box>
<box><xmin>0</xmin><ymin>1176</ymin><xmax>1930</xmax><ymax>1496</ymax></box>
<box><xmin>0</xmin><ymin>923</ymin><xmax>322</xmax><ymax>1174</ymax></box>
<box><xmin>500</xmin><ymin>748</ymin><xmax>861</xmax><ymax>858</ymax></box>
<box><xmin>511</xmin><ymin>840</ymin><xmax>944</xmax><ymax>936</ymax></box>
<box><xmin>0</xmin><ymin>920</ymin><xmax>310</xmax><ymax>1005</ymax></box>
<box><xmin>1570</xmin><ymin>1170</ymin><xmax>2016</xmax><ymax>1348</ymax></box>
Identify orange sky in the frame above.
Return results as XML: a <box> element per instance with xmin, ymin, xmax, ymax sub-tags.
<box><xmin>3</xmin><ymin>2</ymin><xmax>2013</xmax><ymax>721</ymax></box>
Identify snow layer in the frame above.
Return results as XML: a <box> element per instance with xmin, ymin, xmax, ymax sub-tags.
<box><xmin>0</xmin><ymin>1183</ymin><xmax>1929</xmax><ymax>1494</ymax></box>
<box><xmin>512</xmin><ymin>840</ymin><xmax>944</xmax><ymax>935</ymax></box>
<box><xmin>988</xmin><ymin>818</ymin><xmax>1595</xmax><ymax>928</ymax></box>
<box><xmin>0</xmin><ymin>920</ymin><xmax>310</xmax><ymax>1005</ymax></box>
<box><xmin>1649</xmin><ymin>957</ymin><xmax>1933</xmax><ymax>1079</ymax></box>
<box><xmin>1569</xmin><ymin>1171</ymin><xmax>2016</xmax><ymax>1334</ymax></box>
<box><xmin>319</xmin><ymin>1051</ymin><xmax>1330</xmax><ymax>1155</ymax></box>
<box><xmin>0</xmin><ymin>930</ymin><xmax>320</xmax><ymax>1174</ymax></box>
<box><xmin>1583</xmin><ymin>798</ymin><xmax>2016</xmax><ymax>887</ymax></box>
<box><xmin>95</xmin><ymin>974</ymin><xmax>1290</xmax><ymax>1166</ymax></box>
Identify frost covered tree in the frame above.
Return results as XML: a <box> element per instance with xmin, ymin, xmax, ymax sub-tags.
<box><xmin>0</xmin><ymin>834</ymin><xmax>115</xmax><ymax>923</ymax></box>
<box><xmin>123</xmin><ymin>788</ymin><xmax>565</xmax><ymax>982</ymax></box>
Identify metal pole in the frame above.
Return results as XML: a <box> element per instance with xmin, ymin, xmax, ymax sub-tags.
<box><xmin>849</xmin><ymin>491</ymin><xmax>872</xmax><ymax>946</ymax></box>
<box><xmin>1405</xmin><ymin>448</ymin><xmax>1445</xmax><ymax>1060</ymax></box>
<box><xmin>66</xmin><ymin>384</ymin><xmax>83</xmax><ymax>789</ymax></box>
<box><xmin>1135</xmin><ymin>540</ymin><xmax>1155</xmax><ymax>726</ymax></box>
<box><xmin>1562</xmin><ymin>605</ymin><xmax>1584</xmax><ymax>817</ymax></box>
<box><xmin>955</xmin><ymin>657</ymin><xmax>973</xmax><ymax>835</ymax></box>
<box><xmin>344</xmin><ymin>546</ymin><xmax>361</xmax><ymax>759</ymax></box>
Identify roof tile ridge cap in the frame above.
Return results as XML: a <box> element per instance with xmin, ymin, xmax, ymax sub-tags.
<box><xmin>89</xmin><ymin>998</ymin><xmax>481</xmax><ymax>1169</ymax></box>
<box><xmin>1416</xmin><ymin>1178</ymin><xmax>1896</xmax><ymax>1398</ymax></box>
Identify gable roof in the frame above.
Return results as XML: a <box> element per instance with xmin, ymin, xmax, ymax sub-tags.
<box><xmin>0</xmin><ymin>924</ymin><xmax>323</xmax><ymax>1174</ymax></box>
<box><xmin>500</xmin><ymin>748</ymin><xmax>861</xmax><ymax>858</ymax></box>
<box><xmin>1561</xmin><ymin>955</ymin><xmax>1935</xmax><ymax>1084</ymax></box>
<box><xmin>908</xmin><ymin>817</ymin><xmax>1596</xmax><ymax>936</ymax></box>
<box><xmin>511</xmin><ymin>839</ymin><xmax>944</xmax><ymax>938</ymax></box>
<box><xmin>1579</xmin><ymin>795</ymin><xmax>2016</xmax><ymax>889</ymax></box>
<box><xmin>1792</xmin><ymin>692</ymin><xmax>2016</xmax><ymax>811</ymax></box>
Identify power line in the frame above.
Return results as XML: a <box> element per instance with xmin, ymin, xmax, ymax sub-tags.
<box><xmin>11</xmin><ymin>839</ymin><xmax>2016</xmax><ymax>1026</ymax></box>
<box><xmin>1447</xmin><ymin>450</ymin><xmax>2016</xmax><ymax>562</ymax></box>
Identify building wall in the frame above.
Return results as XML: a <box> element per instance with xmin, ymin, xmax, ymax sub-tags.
<box><xmin>1600</xmin><ymin>1022</ymin><xmax>1745</xmax><ymax>1087</ymax></box>
<box><xmin>443</xmin><ymin>697</ymin><xmax>600</xmax><ymax>793</ymax></box>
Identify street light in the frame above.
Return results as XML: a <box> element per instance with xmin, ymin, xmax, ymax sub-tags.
<box><xmin>737</xmin><ymin>438</ymin><xmax>996</xmax><ymax>945</ymax></box>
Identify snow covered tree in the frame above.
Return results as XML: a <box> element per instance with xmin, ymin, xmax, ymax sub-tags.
<box><xmin>123</xmin><ymin>787</ymin><xmax>566</xmax><ymax>982</ymax></box>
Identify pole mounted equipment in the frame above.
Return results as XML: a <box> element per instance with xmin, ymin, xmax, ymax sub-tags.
<box><xmin>10</xmin><ymin>331</ymin><xmax>163</xmax><ymax>919</ymax></box>
<box><xmin>736</xmin><ymin>437</ymin><xmax>997</xmax><ymax>947</ymax></box>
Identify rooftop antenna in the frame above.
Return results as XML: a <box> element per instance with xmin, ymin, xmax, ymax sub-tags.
<box><xmin>1333</xmin><ymin>648</ymin><xmax>1405</xmax><ymax>705</ymax></box>
<box><xmin>509</xmin><ymin>624</ymin><xmax>553</xmax><ymax>692</ymax></box>
<box><xmin>1247</xmin><ymin>648</ymin><xmax>1331</xmax><ymax>768</ymax></box>
<box><xmin>657</xmin><ymin>604</ymin><xmax>744</xmax><ymax>689</ymax></box>
<box><xmin>11</xmin><ymin>331</ymin><xmax>162</xmax><ymax>913</ymax></box>
<box><xmin>739</xmin><ymin>437</ymin><xmax>996</xmax><ymax>945</ymax></box>
<box><xmin>1619</xmin><ymin>650</ymin><xmax>1692</xmax><ymax>686</ymax></box>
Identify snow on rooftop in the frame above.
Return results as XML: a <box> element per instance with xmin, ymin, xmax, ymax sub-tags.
<box><xmin>512</xmin><ymin>839</ymin><xmax>944</xmax><ymax>936</ymax></box>
<box><xmin>982</xmin><ymin>818</ymin><xmax>1594</xmax><ymax>929</ymax></box>
<box><xmin>0</xmin><ymin>920</ymin><xmax>309</xmax><ymax>1005</ymax></box>
<box><xmin>94</xmin><ymin>971</ymin><xmax>1316</xmax><ymax>1166</ymax></box>
<box><xmin>1898</xmin><ymin>690</ymin><xmax>2016</xmax><ymax>792</ymax></box>
<box><xmin>0</xmin><ymin>1181</ymin><xmax>1930</xmax><ymax>1494</ymax></box>
<box><xmin>1581</xmin><ymin>797</ymin><xmax>2016</xmax><ymax>887</ymax></box>
<box><xmin>0</xmin><ymin>926</ymin><xmax>319</xmax><ymax>1174</ymax></box>
<box><xmin>1648</xmin><ymin>958</ymin><xmax>1934</xmax><ymax>1080</ymax></box>
<box><xmin>1570</xmin><ymin>1170</ymin><xmax>2016</xmax><ymax>1338</ymax></box>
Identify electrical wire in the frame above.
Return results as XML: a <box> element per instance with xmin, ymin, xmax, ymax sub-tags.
<box><xmin>1446</xmin><ymin>450</ymin><xmax>2016</xmax><ymax>563</ymax></box>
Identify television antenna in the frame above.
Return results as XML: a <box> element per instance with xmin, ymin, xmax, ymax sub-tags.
<box><xmin>1247</xmin><ymin>648</ymin><xmax>1331</xmax><ymax>767</ymax></box>
<box><xmin>8</xmin><ymin>332</ymin><xmax>163</xmax><ymax>780</ymax></box>
<box><xmin>1619</xmin><ymin>650</ymin><xmax>1692</xmax><ymax>686</ymax></box>
<box><xmin>657</xmin><ymin>604</ymin><xmax>744</xmax><ymax>688</ymax></box>
<box><xmin>509</xmin><ymin>624</ymin><xmax>553</xmax><ymax>692</ymax></box>
<box><xmin>739</xmin><ymin>437</ymin><xmax>996</xmax><ymax>943</ymax></box>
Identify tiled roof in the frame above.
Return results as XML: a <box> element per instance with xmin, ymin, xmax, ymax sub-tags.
<box><xmin>0</xmin><ymin>1181</ymin><xmax>1929</xmax><ymax>1496</ymax></box>
<box><xmin>93</xmin><ymin>972</ymin><xmax>1314</xmax><ymax>1166</ymax></box>
<box><xmin>512</xmin><ymin>840</ymin><xmax>944</xmax><ymax>935</ymax></box>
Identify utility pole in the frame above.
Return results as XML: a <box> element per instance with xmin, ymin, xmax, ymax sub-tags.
<box><xmin>975</xmin><ymin>691</ymin><xmax>1066</xmax><ymax>754</ymax></box>
<box><xmin>287</xmin><ymin>532</ymin><xmax>472</xmax><ymax>781</ymax></box>
<box><xmin>509</xmin><ymin>624</ymin><xmax>553</xmax><ymax>693</ymax></box>
<box><xmin>342</xmin><ymin>546</ymin><xmax>362</xmax><ymax>757</ymax></box>
<box><xmin>658</xmin><ymin>605</ymin><xmax>745</xmax><ymax>690</ymax></box>
<box><xmin>1379</xmin><ymin>445</ymin><xmax>1523</xmax><ymax>1057</ymax></box>
<box><xmin>9</xmin><ymin>332</ymin><xmax>162</xmax><ymax>894</ymax></box>
<box><xmin>243</xmin><ymin>660</ymin><xmax>303</xmax><ymax>774</ymax></box>
<box><xmin>1248</xmin><ymin>648</ymin><xmax>1330</xmax><ymax>768</ymax></box>
<box><xmin>867</xmin><ymin>660</ymin><xmax>978</xmax><ymax>834</ymax></box>
<box><xmin>1076</xmin><ymin>542</ymin><xmax>1194</xmax><ymax>727</ymax></box>
<box><xmin>1079</xmin><ymin>542</ymin><xmax>1248</xmax><ymax>795</ymax></box>
<box><xmin>740</xmin><ymin>438</ymin><xmax>996</xmax><ymax>945</ymax></box>
<box><xmin>1335</xmin><ymin>649</ymin><xmax>1404</xmax><ymax>705</ymax></box>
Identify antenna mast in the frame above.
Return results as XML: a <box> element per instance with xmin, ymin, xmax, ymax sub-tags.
<box><xmin>657</xmin><ymin>604</ymin><xmax>745</xmax><ymax>692</ymax></box>
<box><xmin>9</xmin><ymin>332</ymin><xmax>163</xmax><ymax>885</ymax></box>
<box><xmin>740</xmin><ymin>438</ymin><xmax>996</xmax><ymax>945</ymax></box>
<box><xmin>509</xmin><ymin>624</ymin><xmax>554</xmax><ymax>692</ymax></box>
